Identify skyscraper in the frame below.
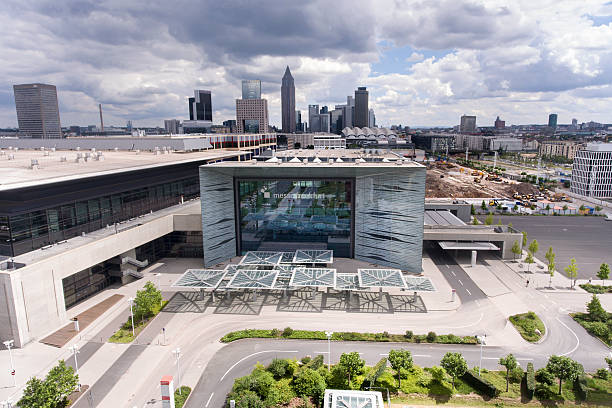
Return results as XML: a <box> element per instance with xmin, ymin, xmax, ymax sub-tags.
<box><xmin>188</xmin><ymin>90</ymin><xmax>212</xmax><ymax>121</ymax></box>
<box><xmin>242</xmin><ymin>80</ymin><xmax>262</xmax><ymax>99</ymax></box>
<box><xmin>281</xmin><ymin>66</ymin><xmax>296</xmax><ymax>133</ymax></box>
<box><xmin>308</xmin><ymin>104</ymin><xmax>320</xmax><ymax>132</ymax></box>
<box><xmin>13</xmin><ymin>83</ymin><xmax>62</xmax><ymax>138</ymax></box>
<box><xmin>354</xmin><ymin>87</ymin><xmax>369</xmax><ymax>128</ymax></box>
<box><xmin>164</xmin><ymin>119</ymin><xmax>180</xmax><ymax>134</ymax></box>
<box><xmin>368</xmin><ymin>108</ymin><xmax>376</xmax><ymax>128</ymax></box>
<box><xmin>460</xmin><ymin>115</ymin><xmax>477</xmax><ymax>133</ymax></box>
<box><xmin>494</xmin><ymin>116</ymin><xmax>505</xmax><ymax>129</ymax></box>
<box><xmin>548</xmin><ymin>113</ymin><xmax>558</xmax><ymax>129</ymax></box>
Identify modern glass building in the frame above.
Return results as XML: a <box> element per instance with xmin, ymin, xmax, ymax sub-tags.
<box><xmin>199</xmin><ymin>159</ymin><xmax>426</xmax><ymax>272</ymax></box>
<box><xmin>242</xmin><ymin>80</ymin><xmax>262</xmax><ymax>99</ymax></box>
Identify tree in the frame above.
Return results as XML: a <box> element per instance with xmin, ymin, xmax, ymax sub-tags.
<box><xmin>472</xmin><ymin>217</ymin><xmax>479</xmax><ymax>225</ymax></box>
<box><xmin>528</xmin><ymin>239</ymin><xmax>539</xmax><ymax>257</ymax></box>
<box><xmin>525</xmin><ymin>252</ymin><xmax>534</xmax><ymax>273</ymax></box>
<box><xmin>545</xmin><ymin>204</ymin><xmax>551</xmax><ymax>212</ymax></box>
<box><xmin>481</xmin><ymin>200</ymin><xmax>487</xmax><ymax>211</ymax></box>
<box><xmin>17</xmin><ymin>377</ymin><xmax>52</xmax><ymax>408</ymax></box>
<box><xmin>579</xmin><ymin>204</ymin><xmax>586</xmax><ymax>213</ymax></box>
<box><xmin>499</xmin><ymin>354</ymin><xmax>518</xmax><ymax>392</ymax></box>
<box><xmin>17</xmin><ymin>360</ymin><xmax>78</xmax><ymax>408</ymax></box>
<box><xmin>587</xmin><ymin>294</ymin><xmax>608</xmax><ymax>322</ymax></box>
<box><xmin>338</xmin><ymin>352</ymin><xmax>364</xmax><ymax>384</ymax></box>
<box><xmin>597</xmin><ymin>263</ymin><xmax>610</xmax><ymax>286</ymax></box>
<box><xmin>46</xmin><ymin>360</ymin><xmax>79</xmax><ymax>406</ymax></box>
<box><xmin>564</xmin><ymin>258</ymin><xmax>578</xmax><ymax>289</ymax></box>
<box><xmin>522</xmin><ymin>231</ymin><xmax>528</xmax><ymax>248</ymax></box>
<box><xmin>545</xmin><ymin>247</ymin><xmax>556</xmax><ymax>287</ymax></box>
<box><xmin>388</xmin><ymin>349</ymin><xmax>413</xmax><ymax>387</ymax></box>
<box><xmin>429</xmin><ymin>366</ymin><xmax>446</xmax><ymax>383</ymax></box>
<box><xmin>440</xmin><ymin>352</ymin><xmax>468</xmax><ymax>390</ymax></box>
<box><xmin>563</xmin><ymin>204</ymin><xmax>568</xmax><ymax>215</ymax></box>
<box><xmin>511</xmin><ymin>241</ymin><xmax>521</xmax><ymax>262</ymax></box>
<box><xmin>293</xmin><ymin>368</ymin><xmax>326</xmax><ymax>402</ymax></box>
<box><xmin>546</xmin><ymin>355</ymin><xmax>583</xmax><ymax>395</ymax></box>
<box><xmin>606</xmin><ymin>357</ymin><xmax>612</xmax><ymax>372</ymax></box>
<box><xmin>485</xmin><ymin>214</ymin><xmax>494</xmax><ymax>225</ymax></box>
<box><xmin>133</xmin><ymin>281</ymin><xmax>162</xmax><ymax>321</ymax></box>
<box><xmin>470</xmin><ymin>204</ymin><xmax>476</xmax><ymax>215</ymax></box>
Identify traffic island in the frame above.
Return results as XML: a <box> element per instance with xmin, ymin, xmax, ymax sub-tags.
<box><xmin>508</xmin><ymin>312</ymin><xmax>545</xmax><ymax>342</ymax></box>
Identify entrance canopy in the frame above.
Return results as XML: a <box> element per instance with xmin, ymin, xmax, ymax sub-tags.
<box><xmin>438</xmin><ymin>241</ymin><xmax>499</xmax><ymax>251</ymax></box>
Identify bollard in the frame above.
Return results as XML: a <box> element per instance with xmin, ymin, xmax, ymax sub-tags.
<box><xmin>471</xmin><ymin>250</ymin><xmax>477</xmax><ymax>267</ymax></box>
<box><xmin>73</xmin><ymin>318</ymin><xmax>80</xmax><ymax>332</ymax></box>
<box><xmin>451</xmin><ymin>289</ymin><xmax>456</xmax><ymax>302</ymax></box>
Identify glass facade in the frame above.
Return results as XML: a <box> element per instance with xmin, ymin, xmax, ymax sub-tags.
<box><xmin>238</xmin><ymin>179</ymin><xmax>353</xmax><ymax>257</ymax></box>
<box><xmin>62</xmin><ymin>260</ymin><xmax>119</xmax><ymax>308</ymax></box>
<box><xmin>3</xmin><ymin>176</ymin><xmax>199</xmax><ymax>257</ymax></box>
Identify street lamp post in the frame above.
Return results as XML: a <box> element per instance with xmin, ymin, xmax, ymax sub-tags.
<box><xmin>325</xmin><ymin>331</ymin><xmax>333</xmax><ymax>371</ymax></box>
<box><xmin>128</xmin><ymin>297</ymin><xmax>135</xmax><ymax>337</ymax></box>
<box><xmin>3</xmin><ymin>340</ymin><xmax>15</xmax><ymax>387</ymax></box>
<box><xmin>173</xmin><ymin>348</ymin><xmax>182</xmax><ymax>395</ymax></box>
<box><xmin>70</xmin><ymin>345</ymin><xmax>81</xmax><ymax>392</ymax></box>
<box><xmin>476</xmin><ymin>334</ymin><xmax>486</xmax><ymax>376</ymax></box>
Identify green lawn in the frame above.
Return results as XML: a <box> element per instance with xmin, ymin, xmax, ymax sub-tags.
<box><xmin>509</xmin><ymin>311</ymin><xmax>545</xmax><ymax>342</ymax></box>
<box><xmin>109</xmin><ymin>300</ymin><xmax>168</xmax><ymax>343</ymax></box>
<box><xmin>174</xmin><ymin>386</ymin><xmax>191</xmax><ymax>408</ymax></box>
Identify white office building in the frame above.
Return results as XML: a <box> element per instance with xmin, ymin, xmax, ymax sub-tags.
<box><xmin>570</xmin><ymin>143</ymin><xmax>612</xmax><ymax>199</ymax></box>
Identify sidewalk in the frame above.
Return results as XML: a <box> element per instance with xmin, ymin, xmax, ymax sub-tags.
<box><xmin>420</xmin><ymin>255</ymin><xmax>461</xmax><ymax>311</ymax></box>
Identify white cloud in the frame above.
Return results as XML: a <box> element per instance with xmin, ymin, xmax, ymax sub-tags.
<box><xmin>405</xmin><ymin>52</ymin><xmax>424</xmax><ymax>63</ymax></box>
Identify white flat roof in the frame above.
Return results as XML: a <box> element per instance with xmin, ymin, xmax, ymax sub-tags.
<box><xmin>438</xmin><ymin>241</ymin><xmax>500</xmax><ymax>250</ymax></box>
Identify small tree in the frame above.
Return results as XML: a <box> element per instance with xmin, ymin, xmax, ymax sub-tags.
<box><xmin>430</xmin><ymin>366</ymin><xmax>446</xmax><ymax>383</ymax></box>
<box><xmin>440</xmin><ymin>352</ymin><xmax>468</xmax><ymax>390</ymax></box>
<box><xmin>545</xmin><ymin>247</ymin><xmax>556</xmax><ymax>287</ymax></box>
<box><xmin>563</xmin><ymin>204</ymin><xmax>568</xmax><ymax>214</ymax></box>
<box><xmin>485</xmin><ymin>214</ymin><xmax>494</xmax><ymax>225</ymax></box>
<box><xmin>481</xmin><ymin>200</ymin><xmax>487</xmax><ymax>211</ymax></box>
<box><xmin>133</xmin><ymin>281</ymin><xmax>163</xmax><ymax>321</ymax></box>
<box><xmin>293</xmin><ymin>368</ymin><xmax>326</xmax><ymax>403</ymax></box>
<box><xmin>17</xmin><ymin>360</ymin><xmax>78</xmax><ymax>408</ymax></box>
<box><xmin>388</xmin><ymin>349</ymin><xmax>413</xmax><ymax>387</ymax></box>
<box><xmin>511</xmin><ymin>241</ymin><xmax>521</xmax><ymax>262</ymax></box>
<box><xmin>522</xmin><ymin>231</ymin><xmax>528</xmax><ymax>248</ymax></box>
<box><xmin>46</xmin><ymin>360</ymin><xmax>79</xmax><ymax>406</ymax></box>
<box><xmin>338</xmin><ymin>352</ymin><xmax>365</xmax><ymax>384</ymax></box>
<box><xmin>587</xmin><ymin>294</ymin><xmax>608</xmax><ymax>322</ymax></box>
<box><xmin>525</xmin><ymin>252</ymin><xmax>534</xmax><ymax>273</ymax></box>
<box><xmin>597</xmin><ymin>263</ymin><xmax>610</xmax><ymax>286</ymax></box>
<box><xmin>528</xmin><ymin>239</ymin><xmax>539</xmax><ymax>257</ymax></box>
<box><xmin>472</xmin><ymin>217</ymin><xmax>479</xmax><ymax>225</ymax></box>
<box><xmin>499</xmin><ymin>354</ymin><xmax>518</xmax><ymax>392</ymax></box>
<box><xmin>579</xmin><ymin>204</ymin><xmax>586</xmax><ymax>213</ymax></box>
<box><xmin>564</xmin><ymin>258</ymin><xmax>578</xmax><ymax>289</ymax></box>
<box><xmin>470</xmin><ymin>204</ymin><xmax>476</xmax><ymax>215</ymax></box>
<box><xmin>17</xmin><ymin>377</ymin><xmax>50</xmax><ymax>407</ymax></box>
<box><xmin>606</xmin><ymin>357</ymin><xmax>612</xmax><ymax>372</ymax></box>
<box><xmin>546</xmin><ymin>355</ymin><xmax>583</xmax><ymax>395</ymax></box>
<box><xmin>595</xmin><ymin>205</ymin><xmax>602</xmax><ymax>212</ymax></box>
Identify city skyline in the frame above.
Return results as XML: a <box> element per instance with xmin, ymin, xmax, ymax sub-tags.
<box><xmin>1</xmin><ymin>1</ymin><xmax>612</xmax><ymax>129</ymax></box>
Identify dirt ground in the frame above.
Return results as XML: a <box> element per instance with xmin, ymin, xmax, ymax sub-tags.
<box><xmin>425</xmin><ymin>163</ymin><xmax>539</xmax><ymax>199</ymax></box>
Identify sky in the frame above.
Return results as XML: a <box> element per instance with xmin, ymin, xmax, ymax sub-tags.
<box><xmin>1</xmin><ymin>0</ymin><xmax>612</xmax><ymax>128</ymax></box>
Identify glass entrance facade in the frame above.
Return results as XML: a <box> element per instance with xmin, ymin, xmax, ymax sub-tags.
<box><xmin>237</xmin><ymin>179</ymin><xmax>353</xmax><ymax>257</ymax></box>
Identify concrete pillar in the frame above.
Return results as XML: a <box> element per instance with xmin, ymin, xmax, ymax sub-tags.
<box><xmin>471</xmin><ymin>250</ymin><xmax>477</xmax><ymax>267</ymax></box>
<box><xmin>160</xmin><ymin>375</ymin><xmax>175</xmax><ymax>408</ymax></box>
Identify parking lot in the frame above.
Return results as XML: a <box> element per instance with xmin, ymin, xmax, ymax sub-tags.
<box><xmin>499</xmin><ymin>215</ymin><xmax>612</xmax><ymax>279</ymax></box>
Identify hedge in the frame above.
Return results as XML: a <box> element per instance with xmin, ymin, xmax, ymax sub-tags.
<box><xmin>220</xmin><ymin>329</ymin><xmax>479</xmax><ymax>344</ymax></box>
<box><xmin>525</xmin><ymin>362</ymin><xmax>535</xmax><ymax>399</ymax></box>
<box><xmin>573</xmin><ymin>374</ymin><xmax>588</xmax><ymax>401</ymax></box>
<box><xmin>461</xmin><ymin>370</ymin><xmax>500</xmax><ymax>398</ymax></box>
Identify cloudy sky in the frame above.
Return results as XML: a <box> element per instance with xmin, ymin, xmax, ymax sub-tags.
<box><xmin>1</xmin><ymin>0</ymin><xmax>612</xmax><ymax>128</ymax></box>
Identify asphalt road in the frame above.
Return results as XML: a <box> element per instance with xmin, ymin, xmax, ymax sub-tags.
<box><xmin>426</xmin><ymin>245</ymin><xmax>486</xmax><ymax>302</ymax></box>
<box><xmin>499</xmin><ymin>215</ymin><xmax>612</xmax><ymax>278</ymax></box>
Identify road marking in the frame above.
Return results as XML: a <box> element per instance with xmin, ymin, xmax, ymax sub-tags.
<box><xmin>466</xmin><ymin>288</ymin><xmax>472</xmax><ymax>296</ymax></box>
<box><xmin>413</xmin><ymin>354</ymin><xmax>432</xmax><ymax>358</ymax></box>
<box><xmin>446</xmin><ymin>265</ymin><xmax>450</xmax><ymax>268</ymax></box>
<box><xmin>556</xmin><ymin>317</ymin><xmax>580</xmax><ymax>356</ymax></box>
<box><xmin>550</xmin><ymin>300</ymin><xmax>558</xmax><ymax>306</ymax></box>
<box><xmin>380</xmin><ymin>353</ymin><xmax>388</xmax><ymax>356</ymax></box>
<box><xmin>220</xmin><ymin>350</ymin><xmax>298</xmax><ymax>381</ymax></box>
<box><xmin>451</xmin><ymin>271</ymin><xmax>456</xmax><ymax>277</ymax></box>
<box><xmin>206</xmin><ymin>393</ymin><xmax>214</xmax><ymax>407</ymax></box>
<box><xmin>475</xmin><ymin>300</ymin><xmax>481</xmax><ymax>307</ymax></box>
<box><xmin>458</xmin><ymin>279</ymin><xmax>464</xmax><ymax>286</ymax></box>
<box><xmin>483</xmin><ymin>357</ymin><xmax>534</xmax><ymax>361</ymax></box>
<box><xmin>315</xmin><ymin>351</ymin><xmax>329</xmax><ymax>354</ymax></box>
<box><xmin>540</xmin><ymin>303</ymin><xmax>548</xmax><ymax>310</ymax></box>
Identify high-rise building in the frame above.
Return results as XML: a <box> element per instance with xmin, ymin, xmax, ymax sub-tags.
<box><xmin>330</xmin><ymin>108</ymin><xmax>344</xmax><ymax>134</ymax></box>
<box><xmin>188</xmin><ymin>90</ymin><xmax>212</xmax><ymax>121</ymax></box>
<box><xmin>242</xmin><ymin>80</ymin><xmax>261</xmax><ymax>99</ymax></box>
<box><xmin>13</xmin><ymin>83</ymin><xmax>62</xmax><ymax>139</ymax></box>
<box><xmin>548</xmin><ymin>113</ymin><xmax>558</xmax><ymax>129</ymax></box>
<box><xmin>281</xmin><ymin>66</ymin><xmax>296</xmax><ymax>133</ymax></box>
<box><xmin>494</xmin><ymin>116</ymin><xmax>505</xmax><ymax>129</ymax></box>
<box><xmin>344</xmin><ymin>96</ymin><xmax>354</xmax><ymax>129</ymax></box>
<box><xmin>368</xmin><ymin>108</ymin><xmax>376</xmax><ymax>128</ymax></box>
<box><xmin>308</xmin><ymin>104</ymin><xmax>320</xmax><ymax>132</ymax></box>
<box><xmin>236</xmin><ymin>98</ymin><xmax>269</xmax><ymax>133</ymax></box>
<box><xmin>460</xmin><ymin>115</ymin><xmax>477</xmax><ymax>133</ymax></box>
<box><xmin>296</xmin><ymin>110</ymin><xmax>304</xmax><ymax>132</ymax></box>
<box><xmin>164</xmin><ymin>119</ymin><xmax>180</xmax><ymax>134</ymax></box>
<box><xmin>320</xmin><ymin>106</ymin><xmax>329</xmax><ymax>114</ymax></box>
<box><xmin>223</xmin><ymin>120</ymin><xmax>237</xmax><ymax>133</ymax></box>
<box><xmin>354</xmin><ymin>87</ymin><xmax>369</xmax><ymax>128</ymax></box>
<box><xmin>571</xmin><ymin>118</ymin><xmax>578</xmax><ymax>129</ymax></box>
<box><xmin>571</xmin><ymin>143</ymin><xmax>612</xmax><ymax>198</ymax></box>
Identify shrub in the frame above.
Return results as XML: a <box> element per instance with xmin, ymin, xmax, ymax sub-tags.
<box><xmin>461</xmin><ymin>370</ymin><xmax>500</xmax><ymax>398</ymax></box>
<box><xmin>293</xmin><ymin>368</ymin><xmax>326</xmax><ymax>403</ymax></box>
<box><xmin>586</xmin><ymin>321</ymin><xmax>609</xmax><ymax>338</ymax></box>
<box><xmin>365</xmin><ymin>358</ymin><xmax>388</xmax><ymax>386</ymax></box>
<box><xmin>282</xmin><ymin>327</ymin><xmax>294</xmax><ymax>337</ymax></box>
<box><xmin>525</xmin><ymin>363</ymin><xmax>535</xmax><ymax>399</ymax></box>
<box><xmin>404</xmin><ymin>330</ymin><xmax>413</xmax><ymax>339</ymax></box>
<box><xmin>534</xmin><ymin>383</ymin><xmax>555</xmax><ymax>400</ymax></box>
<box><xmin>526</xmin><ymin>311</ymin><xmax>537</xmax><ymax>320</ymax></box>
<box><xmin>429</xmin><ymin>366</ymin><xmax>447</xmax><ymax>384</ymax></box>
<box><xmin>270</xmin><ymin>328</ymin><xmax>280</xmax><ymax>337</ymax></box>
<box><xmin>509</xmin><ymin>366</ymin><xmax>523</xmax><ymax>384</ymax></box>
<box><xmin>426</xmin><ymin>331</ymin><xmax>437</xmax><ymax>342</ymax></box>
<box><xmin>301</xmin><ymin>356</ymin><xmax>312</xmax><ymax>365</ymax></box>
<box><xmin>265</xmin><ymin>378</ymin><xmax>295</xmax><ymax>406</ymax></box>
<box><xmin>227</xmin><ymin>390</ymin><xmax>264</xmax><ymax>408</ymax></box>
<box><xmin>595</xmin><ymin>368</ymin><xmax>609</xmax><ymax>380</ymax></box>
<box><xmin>535</xmin><ymin>368</ymin><xmax>555</xmax><ymax>385</ymax></box>
<box><xmin>267</xmin><ymin>358</ymin><xmax>289</xmax><ymax>379</ymax></box>
<box><xmin>573</xmin><ymin>374</ymin><xmax>588</xmax><ymax>401</ymax></box>
<box><xmin>174</xmin><ymin>386</ymin><xmax>191</xmax><ymax>408</ymax></box>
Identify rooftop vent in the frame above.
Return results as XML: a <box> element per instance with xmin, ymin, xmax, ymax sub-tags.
<box><xmin>76</xmin><ymin>147</ymin><xmax>81</xmax><ymax>151</ymax></box>
<box><xmin>289</xmin><ymin>157</ymin><xmax>301</xmax><ymax>163</ymax></box>
<box><xmin>0</xmin><ymin>151</ymin><xmax>5</xmax><ymax>156</ymax></box>
<box><xmin>335</xmin><ymin>157</ymin><xmax>344</xmax><ymax>163</ymax></box>
<box><xmin>30</xmin><ymin>159</ymin><xmax>39</xmax><ymax>169</ymax></box>
<box><xmin>312</xmin><ymin>157</ymin><xmax>322</xmax><ymax>164</ymax></box>
<box><xmin>114</xmin><ymin>147</ymin><xmax>119</xmax><ymax>152</ymax></box>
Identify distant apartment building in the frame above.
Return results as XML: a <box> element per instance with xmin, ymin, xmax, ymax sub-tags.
<box><xmin>487</xmin><ymin>138</ymin><xmax>522</xmax><ymax>152</ymax></box>
<box><xmin>164</xmin><ymin>119</ymin><xmax>180</xmax><ymax>134</ymax></box>
<box><xmin>236</xmin><ymin>98</ymin><xmax>269</xmax><ymax>133</ymax></box>
<box><xmin>308</xmin><ymin>104</ymin><xmax>330</xmax><ymax>132</ymax></box>
<box><xmin>455</xmin><ymin>134</ymin><xmax>488</xmax><ymax>151</ymax></box>
<box><xmin>539</xmin><ymin>141</ymin><xmax>585</xmax><ymax>160</ymax></box>
<box><xmin>354</xmin><ymin>87</ymin><xmax>369</xmax><ymax>128</ymax></box>
<box><xmin>570</xmin><ymin>143</ymin><xmax>612</xmax><ymax>198</ymax></box>
<box><xmin>459</xmin><ymin>115</ymin><xmax>476</xmax><ymax>133</ymax></box>
<box><xmin>13</xmin><ymin>83</ymin><xmax>62</xmax><ymax>138</ymax></box>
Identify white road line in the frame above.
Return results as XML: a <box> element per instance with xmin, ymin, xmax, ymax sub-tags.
<box><xmin>413</xmin><ymin>354</ymin><xmax>432</xmax><ymax>358</ymax></box>
<box><xmin>466</xmin><ymin>288</ymin><xmax>472</xmax><ymax>296</ymax></box>
<box><xmin>315</xmin><ymin>351</ymin><xmax>329</xmax><ymax>354</ymax></box>
<box><xmin>220</xmin><ymin>350</ymin><xmax>298</xmax><ymax>381</ymax></box>
<box><xmin>556</xmin><ymin>317</ymin><xmax>580</xmax><ymax>356</ymax></box>
<box><xmin>445</xmin><ymin>265</ymin><xmax>450</xmax><ymax>268</ymax></box>
<box><xmin>206</xmin><ymin>393</ymin><xmax>215</xmax><ymax>407</ymax></box>
<box><xmin>483</xmin><ymin>357</ymin><xmax>534</xmax><ymax>361</ymax></box>
<box><xmin>540</xmin><ymin>303</ymin><xmax>548</xmax><ymax>310</ymax></box>
<box><xmin>458</xmin><ymin>279</ymin><xmax>464</xmax><ymax>286</ymax></box>
<box><xmin>451</xmin><ymin>271</ymin><xmax>456</xmax><ymax>277</ymax></box>
<box><xmin>380</xmin><ymin>353</ymin><xmax>388</xmax><ymax>356</ymax></box>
